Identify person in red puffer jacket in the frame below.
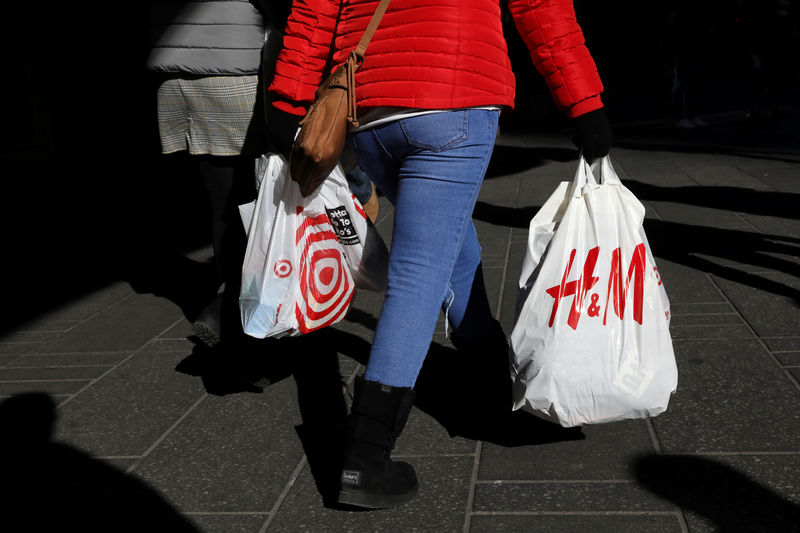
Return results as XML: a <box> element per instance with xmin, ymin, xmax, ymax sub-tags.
<box><xmin>267</xmin><ymin>0</ymin><xmax>611</xmax><ymax>509</ymax></box>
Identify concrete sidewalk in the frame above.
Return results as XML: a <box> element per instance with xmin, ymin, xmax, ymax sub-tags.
<box><xmin>1</xmin><ymin>118</ymin><xmax>799</xmax><ymax>532</ymax></box>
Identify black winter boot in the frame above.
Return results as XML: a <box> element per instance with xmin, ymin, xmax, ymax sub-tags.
<box><xmin>337</xmin><ymin>377</ymin><xmax>419</xmax><ymax>509</ymax></box>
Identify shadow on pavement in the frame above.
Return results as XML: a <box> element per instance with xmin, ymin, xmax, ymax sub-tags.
<box><xmin>336</xmin><ymin>303</ymin><xmax>584</xmax><ymax>447</ymax></box>
<box><xmin>414</xmin><ymin>343</ymin><xmax>585</xmax><ymax>447</ymax></box>
<box><xmin>626</xmin><ymin>182</ymin><xmax>800</xmax><ymax>220</ymax></box>
<box><xmin>0</xmin><ymin>393</ymin><xmax>199</xmax><ymax>532</ymax></box>
<box><xmin>174</xmin><ymin>340</ymin><xmax>278</xmax><ymax>396</ymax></box>
<box><xmin>177</xmin><ymin>315</ymin><xmax>586</xmax><ymax>505</ymax></box>
<box><xmin>125</xmin><ymin>252</ymin><xmax>221</xmax><ymax>324</ymax></box>
<box><xmin>643</xmin><ymin>219</ymin><xmax>800</xmax><ymax>303</ymax></box>
<box><xmin>472</xmin><ymin>191</ymin><xmax>800</xmax><ymax>303</ymax></box>
<box><xmin>174</xmin><ymin>318</ymin><xmax>374</xmax><ymax>395</ymax></box>
<box><xmin>634</xmin><ymin>454</ymin><xmax>800</xmax><ymax>533</ymax></box>
<box><xmin>289</xmin><ymin>331</ymin><xmax>350</xmax><ymax>509</ymax></box>
<box><xmin>485</xmin><ymin>145</ymin><xmax>577</xmax><ymax>179</ymax></box>
<box><xmin>176</xmin><ymin>327</ymin><xmax>362</xmax><ymax>508</ymax></box>
<box><xmin>626</xmin><ymin>180</ymin><xmax>800</xmax><ymax>303</ymax></box>
<box><xmin>473</xmin><ymin>201</ymin><xmax>540</xmax><ymax>229</ymax></box>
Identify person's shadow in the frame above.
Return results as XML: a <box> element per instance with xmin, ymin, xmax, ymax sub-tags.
<box><xmin>333</xmin><ymin>309</ymin><xmax>585</xmax><ymax>447</ymax></box>
<box><xmin>413</xmin><ymin>341</ymin><xmax>586</xmax><ymax>447</ymax></box>
<box><xmin>177</xmin><ymin>325</ymin><xmax>368</xmax><ymax>508</ymax></box>
<box><xmin>634</xmin><ymin>454</ymin><xmax>800</xmax><ymax>533</ymax></box>
<box><xmin>624</xmin><ymin>182</ymin><xmax>800</xmax><ymax>221</ymax></box>
<box><xmin>244</xmin><ymin>327</ymin><xmax>368</xmax><ymax>510</ymax></box>
<box><xmin>623</xmin><ymin>181</ymin><xmax>800</xmax><ymax>303</ymax></box>
<box><xmin>192</xmin><ymin>309</ymin><xmax>585</xmax><ymax>507</ymax></box>
<box><xmin>0</xmin><ymin>393</ymin><xmax>199</xmax><ymax>532</ymax></box>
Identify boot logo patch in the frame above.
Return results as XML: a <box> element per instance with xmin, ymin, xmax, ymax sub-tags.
<box><xmin>341</xmin><ymin>470</ymin><xmax>361</xmax><ymax>486</ymax></box>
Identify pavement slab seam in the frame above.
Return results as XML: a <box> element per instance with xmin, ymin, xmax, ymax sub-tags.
<box><xmin>0</xmin><ymin>393</ymin><xmax>70</xmax><ymax>399</ymax></box>
<box><xmin>185</xmin><ymin>512</ymin><xmax>270</xmax><ymax>517</ymax></box>
<box><xmin>31</xmin><ymin>291</ymin><xmax>138</xmax><ymax>353</ymax></box>
<box><xmin>475</xmin><ymin>479</ymin><xmax>636</xmax><ymax>484</ymax></box>
<box><xmin>669</xmin><ymin>334</ymin><xmax>755</xmax><ymax>341</ymax></box>
<box><xmin>470</xmin><ymin>511</ymin><xmax>681</xmax><ymax>517</ymax></box>
<box><xmin>0</xmin><ymin>378</ymin><xmax>91</xmax><ymax>383</ymax></box>
<box><xmin>125</xmin><ymin>393</ymin><xmax>208</xmax><ymax>475</ymax></box>
<box><xmin>726</xmin><ymin>157</ymin><xmax>785</xmax><ymax>192</ymax></box>
<box><xmin>734</xmin><ymin>211</ymin><xmax>770</xmax><ymax>236</ymax></box>
<box><xmin>260</xmin><ymin>456</ymin><xmax>307</xmax><ymax>532</ymax></box>
<box><xmin>674</xmin><ymin>312</ymin><xmax>738</xmax><ymax>316</ymax></box>
<box><xmin>496</xmin><ymin>228</ymin><xmax>514</xmax><ymax>316</ymax></box>
<box><xmin>645</xmin><ymin>418</ymin><xmax>664</xmax><ymax>454</ymax></box>
<box><xmin>0</xmin><ymin>381</ymin><xmax>94</xmax><ymax>396</ymax></box>
<box><xmin>19</xmin><ymin>350</ymin><xmax>132</xmax><ymax>356</ymax></box>
<box><xmin>0</xmin><ymin>347</ymin><xmax>36</xmax><ymax>363</ymax></box>
<box><xmin>9</xmin><ymin>364</ymin><xmax>116</xmax><ymax>369</ymax></box>
<box><xmin>705</xmin><ymin>273</ymin><xmax>800</xmax><ymax>392</ymax></box>
<box><xmin>666</xmin><ymin>451</ymin><xmax>800</xmax><ymax>456</ymax></box>
<box><xmin>394</xmin><ymin>453</ymin><xmax>475</xmax><ymax>458</ymax></box>
<box><xmin>462</xmin><ymin>440</ymin><xmax>483</xmax><ymax>533</ymax></box>
<box><xmin>55</xmin><ymin>316</ymin><xmax>187</xmax><ymax>409</ymax></box>
<box><xmin>671</xmin><ymin>323</ymin><xmax>746</xmax><ymax>329</ymax></box>
<box><xmin>645</xmin><ymin>419</ymin><xmax>691</xmax><ymax>532</ymax></box>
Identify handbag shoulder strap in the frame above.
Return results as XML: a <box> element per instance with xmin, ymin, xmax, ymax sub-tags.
<box><xmin>353</xmin><ymin>0</ymin><xmax>392</xmax><ymax>60</ymax></box>
<box><xmin>343</xmin><ymin>0</ymin><xmax>391</xmax><ymax>126</ymax></box>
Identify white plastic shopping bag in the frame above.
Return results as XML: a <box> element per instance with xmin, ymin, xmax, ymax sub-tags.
<box><xmin>238</xmin><ymin>154</ymin><xmax>387</xmax><ymax>338</ymax></box>
<box><xmin>316</xmin><ymin>168</ymin><xmax>389</xmax><ymax>293</ymax></box>
<box><xmin>509</xmin><ymin>155</ymin><xmax>677</xmax><ymax>427</ymax></box>
<box><xmin>243</xmin><ymin>155</ymin><xmax>388</xmax><ymax>291</ymax></box>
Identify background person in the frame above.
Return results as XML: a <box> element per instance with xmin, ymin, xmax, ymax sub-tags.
<box><xmin>147</xmin><ymin>0</ymin><xmax>286</xmax><ymax>347</ymax></box>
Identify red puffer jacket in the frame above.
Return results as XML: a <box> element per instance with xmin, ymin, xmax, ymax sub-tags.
<box><xmin>269</xmin><ymin>0</ymin><xmax>603</xmax><ymax>119</ymax></box>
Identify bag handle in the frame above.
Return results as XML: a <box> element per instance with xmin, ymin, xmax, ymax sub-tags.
<box><xmin>572</xmin><ymin>153</ymin><xmax>599</xmax><ymax>196</ymax></box>
<box><xmin>590</xmin><ymin>156</ymin><xmax>622</xmax><ymax>186</ymax></box>
<box><xmin>573</xmin><ymin>155</ymin><xmax>622</xmax><ymax>196</ymax></box>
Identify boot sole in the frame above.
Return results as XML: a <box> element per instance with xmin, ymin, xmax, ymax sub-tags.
<box><xmin>192</xmin><ymin>322</ymin><xmax>221</xmax><ymax>348</ymax></box>
<box><xmin>337</xmin><ymin>484</ymin><xmax>418</xmax><ymax>509</ymax></box>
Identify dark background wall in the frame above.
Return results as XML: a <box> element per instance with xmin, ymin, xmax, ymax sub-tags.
<box><xmin>507</xmin><ymin>0</ymin><xmax>800</xmax><ymax>126</ymax></box>
<box><xmin>3</xmin><ymin>0</ymin><xmax>799</xmax><ymax>332</ymax></box>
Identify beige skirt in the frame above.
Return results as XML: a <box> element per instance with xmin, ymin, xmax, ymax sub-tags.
<box><xmin>156</xmin><ymin>75</ymin><xmax>260</xmax><ymax>156</ymax></box>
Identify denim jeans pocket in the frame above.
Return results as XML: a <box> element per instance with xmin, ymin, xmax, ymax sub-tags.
<box><xmin>400</xmin><ymin>111</ymin><xmax>468</xmax><ymax>152</ymax></box>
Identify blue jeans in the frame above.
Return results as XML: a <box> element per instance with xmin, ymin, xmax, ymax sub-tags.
<box><xmin>345</xmin><ymin>164</ymin><xmax>374</xmax><ymax>205</ymax></box>
<box><xmin>348</xmin><ymin>109</ymin><xmax>500</xmax><ymax>388</ymax></box>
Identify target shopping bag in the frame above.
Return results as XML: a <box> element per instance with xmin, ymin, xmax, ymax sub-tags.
<box><xmin>239</xmin><ymin>154</ymin><xmax>386</xmax><ymax>338</ymax></box>
<box><xmin>509</xmin><ymin>156</ymin><xmax>677</xmax><ymax>427</ymax></box>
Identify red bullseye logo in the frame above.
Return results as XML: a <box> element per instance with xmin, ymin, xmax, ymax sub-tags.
<box><xmin>294</xmin><ymin>211</ymin><xmax>354</xmax><ymax>334</ymax></box>
<box><xmin>274</xmin><ymin>260</ymin><xmax>292</xmax><ymax>278</ymax></box>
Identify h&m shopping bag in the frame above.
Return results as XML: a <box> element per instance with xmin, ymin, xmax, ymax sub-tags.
<box><xmin>238</xmin><ymin>154</ymin><xmax>387</xmax><ymax>338</ymax></box>
<box><xmin>509</xmin><ymin>156</ymin><xmax>677</xmax><ymax>427</ymax></box>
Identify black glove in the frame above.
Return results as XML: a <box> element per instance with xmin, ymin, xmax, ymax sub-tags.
<box><xmin>572</xmin><ymin>108</ymin><xmax>611</xmax><ymax>163</ymax></box>
<box><xmin>266</xmin><ymin>103</ymin><xmax>303</xmax><ymax>157</ymax></box>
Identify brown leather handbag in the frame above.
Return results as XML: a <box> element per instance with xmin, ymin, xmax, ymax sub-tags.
<box><xmin>290</xmin><ymin>0</ymin><xmax>391</xmax><ymax>197</ymax></box>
